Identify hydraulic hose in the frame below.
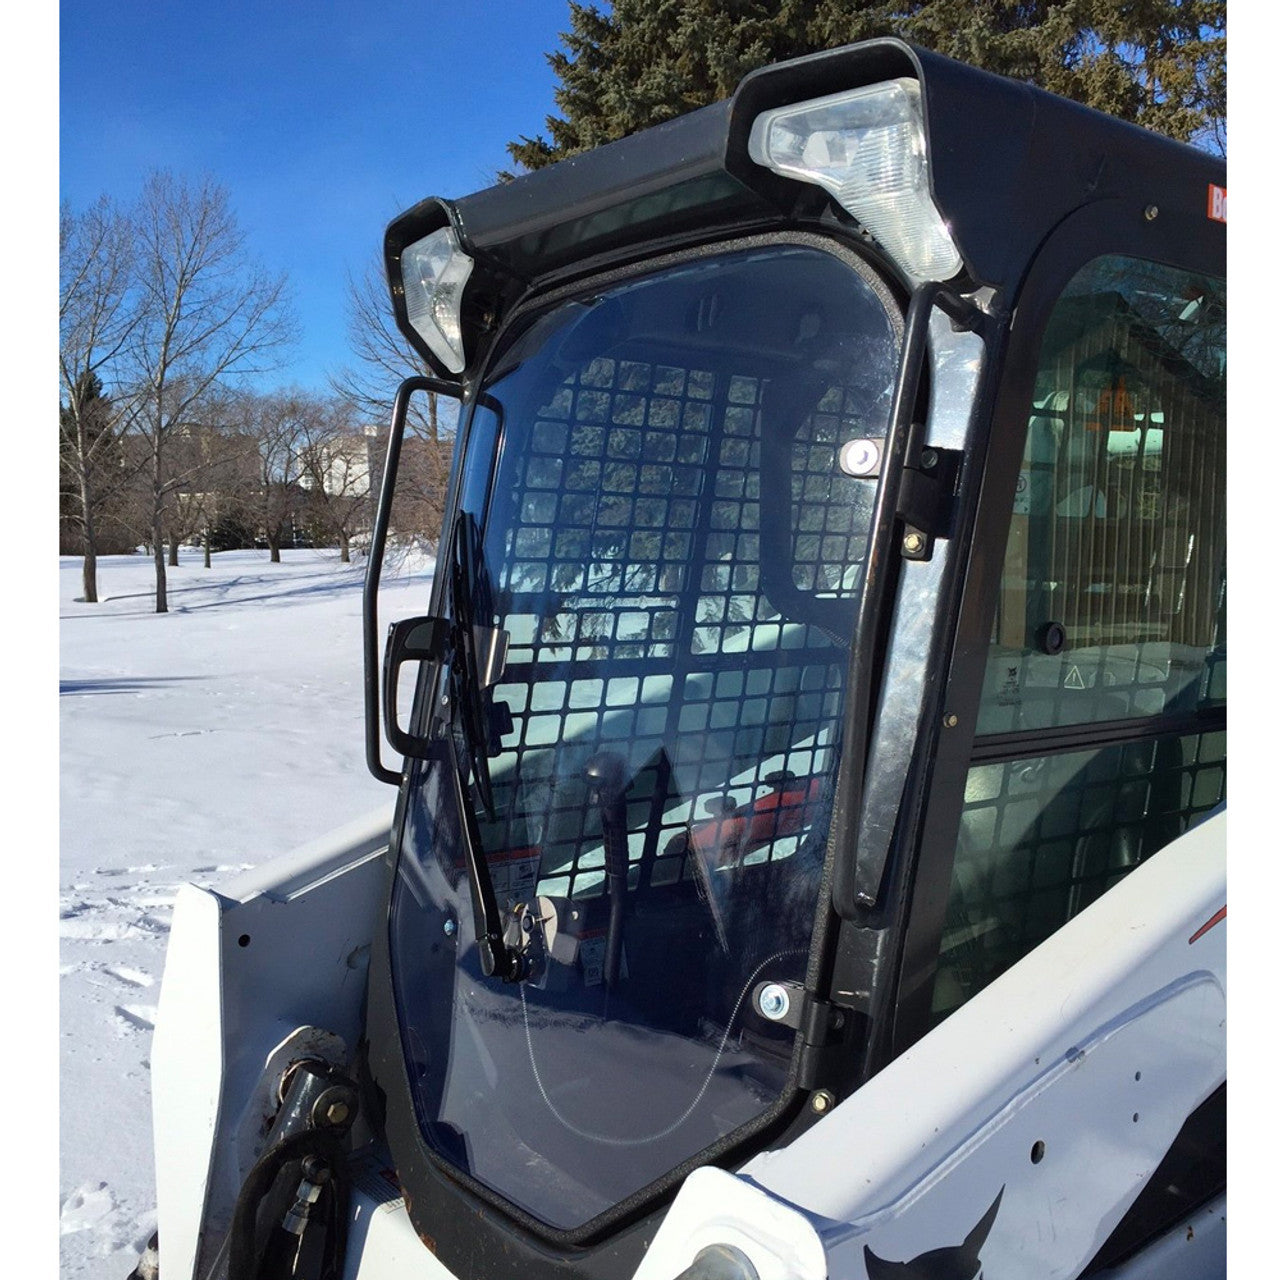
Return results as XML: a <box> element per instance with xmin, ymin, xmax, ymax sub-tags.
<box><xmin>225</xmin><ymin>1129</ymin><xmax>349</xmax><ymax>1280</ymax></box>
<box><xmin>202</xmin><ymin>1061</ymin><xmax>357</xmax><ymax>1280</ymax></box>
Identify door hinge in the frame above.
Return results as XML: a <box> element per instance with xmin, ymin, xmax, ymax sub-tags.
<box><xmin>898</xmin><ymin>446</ymin><xmax>962</xmax><ymax>561</ymax></box>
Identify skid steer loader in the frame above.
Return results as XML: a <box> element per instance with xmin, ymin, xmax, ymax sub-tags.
<box><xmin>136</xmin><ymin>37</ymin><xmax>1227</xmax><ymax>1280</ymax></box>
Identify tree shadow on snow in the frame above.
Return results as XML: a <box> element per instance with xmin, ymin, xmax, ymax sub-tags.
<box><xmin>59</xmin><ymin>677</ymin><xmax>205</xmax><ymax>696</ymax></box>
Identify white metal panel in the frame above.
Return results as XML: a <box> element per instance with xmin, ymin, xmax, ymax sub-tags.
<box><xmin>634</xmin><ymin>815</ymin><xmax>1225</xmax><ymax>1280</ymax></box>
<box><xmin>1095</xmin><ymin>1192</ymin><xmax>1226</xmax><ymax>1280</ymax></box>
<box><xmin>150</xmin><ymin>807</ymin><xmax>394</xmax><ymax>1278</ymax></box>
<box><xmin>151</xmin><ymin>884</ymin><xmax>224</xmax><ymax>1280</ymax></box>
<box><xmin>631</xmin><ymin>1167</ymin><xmax>826</xmax><ymax>1280</ymax></box>
<box><xmin>343</xmin><ymin>1154</ymin><xmax>463</xmax><ymax>1280</ymax></box>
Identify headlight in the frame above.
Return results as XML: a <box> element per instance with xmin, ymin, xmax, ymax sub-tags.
<box><xmin>747</xmin><ymin>77</ymin><xmax>963</xmax><ymax>283</ymax></box>
<box><xmin>400</xmin><ymin>225</ymin><xmax>475</xmax><ymax>374</ymax></box>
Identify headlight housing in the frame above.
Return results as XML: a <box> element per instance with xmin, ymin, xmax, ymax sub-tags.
<box><xmin>400</xmin><ymin>225</ymin><xmax>475</xmax><ymax>374</ymax></box>
<box><xmin>747</xmin><ymin>77</ymin><xmax>963</xmax><ymax>283</ymax></box>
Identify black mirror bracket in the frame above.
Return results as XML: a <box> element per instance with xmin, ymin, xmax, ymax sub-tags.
<box><xmin>364</xmin><ymin>375</ymin><xmax>465</xmax><ymax>785</ymax></box>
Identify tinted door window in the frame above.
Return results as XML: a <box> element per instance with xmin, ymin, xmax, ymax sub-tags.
<box><xmin>932</xmin><ymin>255</ymin><xmax>1225</xmax><ymax>1019</ymax></box>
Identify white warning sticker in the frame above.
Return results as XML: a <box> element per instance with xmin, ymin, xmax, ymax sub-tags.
<box><xmin>348</xmin><ymin>1150</ymin><xmax>405</xmax><ymax>1211</ymax></box>
<box><xmin>577</xmin><ymin>930</ymin><xmax>627</xmax><ymax>986</ymax></box>
<box><xmin>579</xmin><ymin>934</ymin><xmax>605</xmax><ymax>986</ymax></box>
<box><xmin>487</xmin><ymin>846</ymin><xmax>541</xmax><ymax>902</ymax></box>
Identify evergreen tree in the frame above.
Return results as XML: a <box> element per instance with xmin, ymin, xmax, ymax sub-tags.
<box><xmin>507</xmin><ymin>0</ymin><xmax>1224</xmax><ymax>171</ymax></box>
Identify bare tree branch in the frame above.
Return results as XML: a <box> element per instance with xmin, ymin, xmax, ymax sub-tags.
<box><xmin>124</xmin><ymin>171</ymin><xmax>298</xmax><ymax>611</ymax></box>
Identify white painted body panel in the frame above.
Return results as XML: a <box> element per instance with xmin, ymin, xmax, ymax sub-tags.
<box><xmin>639</xmin><ymin>813</ymin><xmax>1226</xmax><ymax>1280</ymax></box>
<box><xmin>151</xmin><ymin>807</ymin><xmax>1224</xmax><ymax>1280</ymax></box>
<box><xmin>150</xmin><ymin>805</ymin><xmax>394</xmax><ymax>1280</ymax></box>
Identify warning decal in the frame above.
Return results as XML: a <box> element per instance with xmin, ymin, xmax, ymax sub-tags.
<box><xmin>1207</xmin><ymin>184</ymin><xmax>1226</xmax><ymax>224</ymax></box>
<box><xmin>488</xmin><ymin>846</ymin><xmax>542</xmax><ymax>901</ymax></box>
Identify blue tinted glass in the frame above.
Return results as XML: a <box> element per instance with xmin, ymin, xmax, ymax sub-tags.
<box><xmin>978</xmin><ymin>256</ymin><xmax>1226</xmax><ymax>734</ymax></box>
<box><xmin>389</xmin><ymin>244</ymin><xmax>900</xmax><ymax>1229</ymax></box>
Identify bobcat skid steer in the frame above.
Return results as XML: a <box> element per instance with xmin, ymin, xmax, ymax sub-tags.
<box><xmin>136</xmin><ymin>38</ymin><xmax>1227</xmax><ymax>1280</ymax></box>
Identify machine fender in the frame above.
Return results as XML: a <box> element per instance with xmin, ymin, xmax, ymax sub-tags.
<box><xmin>639</xmin><ymin>815</ymin><xmax>1225</xmax><ymax>1280</ymax></box>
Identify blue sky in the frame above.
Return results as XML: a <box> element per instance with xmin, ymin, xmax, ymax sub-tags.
<box><xmin>59</xmin><ymin>1</ymin><xmax>574</xmax><ymax>391</ymax></box>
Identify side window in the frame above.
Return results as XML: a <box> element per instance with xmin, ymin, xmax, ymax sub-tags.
<box><xmin>932</xmin><ymin>256</ymin><xmax>1226</xmax><ymax>1020</ymax></box>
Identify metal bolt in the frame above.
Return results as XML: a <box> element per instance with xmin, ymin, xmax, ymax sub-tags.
<box><xmin>811</xmin><ymin>1090</ymin><xmax>835</xmax><ymax>1114</ymax></box>
<box><xmin>839</xmin><ymin>438</ymin><xmax>881</xmax><ymax>477</ymax></box>
<box><xmin>920</xmin><ymin>448</ymin><xmax>939</xmax><ymax>470</ymax></box>
<box><xmin>324</xmin><ymin>1100</ymin><xmax>350</xmax><ymax>1127</ymax></box>
<box><xmin>903</xmin><ymin>531</ymin><xmax>926</xmax><ymax>555</ymax></box>
<box><xmin>1144</xmin><ymin>204</ymin><xmax>1159</xmax><ymax>221</ymax></box>
<box><xmin>757</xmin><ymin>983</ymin><xmax>790</xmax><ymax>1022</ymax></box>
<box><xmin>443</xmin><ymin>918</ymin><xmax>456</xmax><ymax>937</ymax></box>
<box><xmin>944</xmin><ymin>713</ymin><xmax>959</xmax><ymax>728</ymax></box>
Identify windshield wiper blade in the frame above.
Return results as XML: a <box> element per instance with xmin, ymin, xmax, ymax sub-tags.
<box><xmin>450</xmin><ymin>512</ymin><xmax>506</xmax><ymax>816</ymax></box>
<box><xmin>445</xmin><ymin>512</ymin><xmax>524</xmax><ymax>982</ymax></box>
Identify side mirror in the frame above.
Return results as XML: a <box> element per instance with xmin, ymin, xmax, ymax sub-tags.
<box><xmin>382</xmin><ymin>616</ymin><xmax>449</xmax><ymax>759</ymax></box>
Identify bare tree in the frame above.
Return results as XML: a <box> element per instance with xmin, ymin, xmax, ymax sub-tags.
<box><xmin>125</xmin><ymin>171</ymin><xmax>296</xmax><ymax>612</ymax></box>
<box><xmin>330</xmin><ymin>260</ymin><xmax>449</xmax><ymax>436</ymax></box>
<box><xmin>297</xmin><ymin>397</ymin><xmax>376</xmax><ymax>564</ymax></box>
<box><xmin>231</xmin><ymin>388</ymin><xmax>315</xmax><ymax>562</ymax></box>
<box><xmin>330</xmin><ymin>257</ymin><xmax>458</xmax><ymax>549</ymax></box>
<box><xmin>59</xmin><ymin>196</ymin><xmax>143</xmax><ymax>601</ymax></box>
<box><xmin>162</xmin><ymin>399</ymin><xmax>259</xmax><ymax>567</ymax></box>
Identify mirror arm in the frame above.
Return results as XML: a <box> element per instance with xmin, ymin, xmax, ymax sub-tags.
<box><xmin>364</xmin><ymin>375</ymin><xmax>464</xmax><ymax>784</ymax></box>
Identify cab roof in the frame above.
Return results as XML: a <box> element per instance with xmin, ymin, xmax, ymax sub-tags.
<box><xmin>386</xmin><ymin>38</ymin><xmax>1224</xmax><ymax>372</ymax></box>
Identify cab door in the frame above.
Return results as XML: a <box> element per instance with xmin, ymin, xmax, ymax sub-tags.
<box><xmin>891</xmin><ymin>189</ymin><xmax>1226</xmax><ymax>1077</ymax></box>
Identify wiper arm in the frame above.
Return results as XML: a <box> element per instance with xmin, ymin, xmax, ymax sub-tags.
<box><xmin>448</xmin><ymin>732</ymin><xmax>526</xmax><ymax>982</ymax></box>
<box><xmin>444</xmin><ymin>511</ymin><xmax>524</xmax><ymax>982</ymax></box>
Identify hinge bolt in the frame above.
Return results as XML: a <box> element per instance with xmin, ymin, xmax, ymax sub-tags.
<box><xmin>1144</xmin><ymin>204</ymin><xmax>1159</xmax><ymax>221</ymax></box>
<box><xmin>811</xmin><ymin>1090</ymin><xmax>835</xmax><ymax>1114</ymax></box>
<box><xmin>757</xmin><ymin>983</ymin><xmax>790</xmax><ymax>1021</ymax></box>
<box><xmin>903</xmin><ymin>531</ymin><xmax>926</xmax><ymax>556</ymax></box>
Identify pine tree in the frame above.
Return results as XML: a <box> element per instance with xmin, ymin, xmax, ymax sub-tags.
<box><xmin>507</xmin><ymin>0</ymin><xmax>1224</xmax><ymax>171</ymax></box>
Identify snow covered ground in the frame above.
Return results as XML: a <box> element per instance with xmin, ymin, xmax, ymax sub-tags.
<box><xmin>58</xmin><ymin>548</ymin><xmax>432</xmax><ymax>1277</ymax></box>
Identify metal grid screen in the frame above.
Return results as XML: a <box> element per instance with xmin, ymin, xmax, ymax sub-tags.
<box><xmin>934</xmin><ymin>728</ymin><xmax>1226</xmax><ymax>1015</ymax></box>
<box><xmin>481</xmin><ymin>354</ymin><xmax>873</xmax><ymax>902</ymax></box>
<box><xmin>981</xmin><ymin>260</ymin><xmax>1226</xmax><ymax>735</ymax></box>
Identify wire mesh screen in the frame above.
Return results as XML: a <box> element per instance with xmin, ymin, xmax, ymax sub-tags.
<box><xmin>980</xmin><ymin>257</ymin><xmax>1226</xmax><ymax>735</ymax></box>
<box><xmin>479</xmin><ymin>352</ymin><xmax>874</xmax><ymax>904</ymax></box>
<box><xmin>933</xmin><ymin>729</ymin><xmax>1226</xmax><ymax>1016</ymax></box>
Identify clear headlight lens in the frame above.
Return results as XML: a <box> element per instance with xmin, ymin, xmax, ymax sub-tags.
<box><xmin>401</xmin><ymin>226</ymin><xmax>474</xmax><ymax>374</ymax></box>
<box><xmin>748</xmin><ymin>77</ymin><xmax>963</xmax><ymax>283</ymax></box>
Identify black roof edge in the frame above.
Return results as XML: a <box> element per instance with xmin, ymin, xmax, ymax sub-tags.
<box><xmin>383</xmin><ymin>37</ymin><xmax>1226</xmax><ymax>370</ymax></box>
<box><xmin>453</xmin><ymin>99</ymin><xmax>736</xmax><ymax>252</ymax></box>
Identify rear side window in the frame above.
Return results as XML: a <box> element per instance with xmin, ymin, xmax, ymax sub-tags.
<box><xmin>978</xmin><ymin>257</ymin><xmax>1225</xmax><ymax>734</ymax></box>
<box><xmin>933</xmin><ymin>256</ymin><xmax>1226</xmax><ymax>1019</ymax></box>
